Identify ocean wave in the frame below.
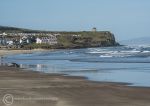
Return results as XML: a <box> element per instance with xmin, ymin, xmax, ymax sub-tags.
<box><xmin>99</xmin><ymin>55</ymin><xmax>113</xmax><ymax>58</ymax></box>
<box><xmin>86</xmin><ymin>46</ymin><xmax>150</xmax><ymax>58</ymax></box>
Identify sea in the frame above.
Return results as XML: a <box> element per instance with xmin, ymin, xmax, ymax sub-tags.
<box><xmin>1</xmin><ymin>45</ymin><xmax>150</xmax><ymax>87</ymax></box>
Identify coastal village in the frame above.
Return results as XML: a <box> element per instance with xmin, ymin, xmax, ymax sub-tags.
<box><xmin>0</xmin><ymin>27</ymin><xmax>118</xmax><ymax>49</ymax></box>
<box><xmin>0</xmin><ymin>32</ymin><xmax>84</xmax><ymax>48</ymax></box>
<box><xmin>0</xmin><ymin>32</ymin><xmax>59</xmax><ymax>48</ymax></box>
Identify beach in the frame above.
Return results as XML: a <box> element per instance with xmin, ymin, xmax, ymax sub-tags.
<box><xmin>0</xmin><ymin>49</ymin><xmax>49</xmax><ymax>57</ymax></box>
<box><xmin>0</xmin><ymin>65</ymin><xmax>150</xmax><ymax>106</ymax></box>
<box><xmin>1</xmin><ymin>49</ymin><xmax>150</xmax><ymax>106</ymax></box>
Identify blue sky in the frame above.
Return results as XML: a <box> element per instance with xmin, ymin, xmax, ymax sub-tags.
<box><xmin>0</xmin><ymin>0</ymin><xmax>150</xmax><ymax>40</ymax></box>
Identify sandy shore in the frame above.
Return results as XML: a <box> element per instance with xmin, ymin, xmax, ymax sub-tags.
<box><xmin>0</xmin><ymin>49</ymin><xmax>49</xmax><ymax>57</ymax></box>
<box><xmin>0</xmin><ymin>66</ymin><xmax>150</xmax><ymax>106</ymax></box>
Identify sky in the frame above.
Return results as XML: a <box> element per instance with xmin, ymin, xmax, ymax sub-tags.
<box><xmin>0</xmin><ymin>0</ymin><xmax>150</xmax><ymax>41</ymax></box>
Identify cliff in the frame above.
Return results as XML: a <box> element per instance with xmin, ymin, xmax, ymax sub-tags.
<box><xmin>57</xmin><ymin>31</ymin><xmax>119</xmax><ymax>48</ymax></box>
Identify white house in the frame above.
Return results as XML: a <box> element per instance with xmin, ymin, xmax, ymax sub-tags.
<box><xmin>36</xmin><ymin>37</ymin><xmax>42</xmax><ymax>44</ymax></box>
<box><xmin>0</xmin><ymin>32</ymin><xmax>7</xmax><ymax>36</ymax></box>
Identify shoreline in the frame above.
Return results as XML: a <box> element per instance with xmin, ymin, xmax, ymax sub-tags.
<box><xmin>0</xmin><ymin>49</ymin><xmax>51</xmax><ymax>57</ymax></box>
<box><xmin>0</xmin><ymin>48</ymin><xmax>150</xmax><ymax>89</ymax></box>
<box><xmin>0</xmin><ymin>66</ymin><xmax>150</xmax><ymax>106</ymax></box>
<box><xmin>0</xmin><ymin>48</ymin><xmax>133</xmax><ymax>87</ymax></box>
<box><xmin>0</xmin><ymin>45</ymin><xmax>121</xmax><ymax>57</ymax></box>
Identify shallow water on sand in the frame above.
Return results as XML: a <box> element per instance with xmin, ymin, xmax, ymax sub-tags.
<box><xmin>3</xmin><ymin>45</ymin><xmax>150</xmax><ymax>87</ymax></box>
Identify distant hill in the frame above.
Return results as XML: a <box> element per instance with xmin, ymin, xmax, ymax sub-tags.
<box><xmin>0</xmin><ymin>26</ymin><xmax>29</xmax><ymax>33</ymax></box>
<box><xmin>0</xmin><ymin>26</ymin><xmax>44</xmax><ymax>33</ymax></box>
<box><xmin>121</xmin><ymin>36</ymin><xmax>150</xmax><ymax>45</ymax></box>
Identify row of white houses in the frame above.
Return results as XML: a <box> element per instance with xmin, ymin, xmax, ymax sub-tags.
<box><xmin>0</xmin><ymin>32</ymin><xmax>82</xmax><ymax>47</ymax></box>
<box><xmin>36</xmin><ymin>35</ymin><xmax>57</xmax><ymax>45</ymax></box>
<box><xmin>6</xmin><ymin>33</ymin><xmax>61</xmax><ymax>37</ymax></box>
<box><xmin>0</xmin><ymin>32</ymin><xmax>58</xmax><ymax>46</ymax></box>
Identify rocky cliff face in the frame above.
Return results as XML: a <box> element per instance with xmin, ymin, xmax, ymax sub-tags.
<box><xmin>57</xmin><ymin>31</ymin><xmax>119</xmax><ymax>48</ymax></box>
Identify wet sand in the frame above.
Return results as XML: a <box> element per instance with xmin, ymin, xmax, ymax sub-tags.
<box><xmin>0</xmin><ymin>66</ymin><xmax>150</xmax><ymax>106</ymax></box>
<box><xmin>0</xmin><ymin>49</ymin><xmax>49</xmax><ymax>57</ymax></box>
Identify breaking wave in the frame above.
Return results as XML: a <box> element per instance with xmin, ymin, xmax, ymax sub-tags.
<box><xmin>87</xmin><ymin>45</ymin><xmax>150</xmax><ymax>58</ymax></box>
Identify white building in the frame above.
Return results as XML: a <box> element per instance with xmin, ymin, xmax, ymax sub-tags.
<box><xmin>36</xmin><ymin>38</ymin><xmax>42</xmax><ymax>44</ymax></box>
<box><xmin>7</xmin><ymin>40</ymin><xmax>13</xmax><ymax>46</ymax></box>
<box><xmin>0</xmin><ymin>32</ymin><xmax>7</xmax><ymax>36</ymax></box>
<box><xmin>92</xmin><ymin>27</ymin><xmax>97</xmax><ymax>32</ymax></box>
<box><xmin>36</xmin><ymin>35</ymin><xmax>57</xmax><ymax>45</ymax></box>
<box><xmin>20</xmin><ymin>36</ymin><xmax>30</xmax><ymax>44</ymax></box>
